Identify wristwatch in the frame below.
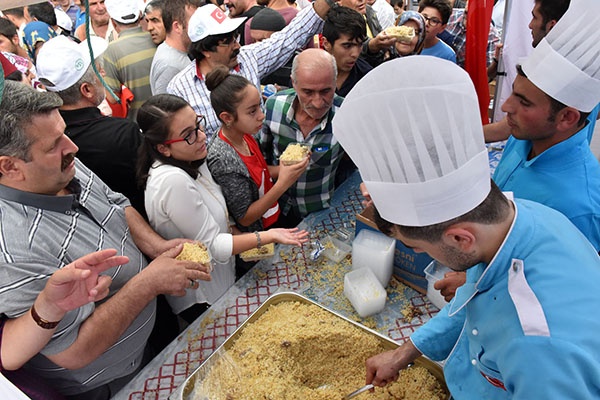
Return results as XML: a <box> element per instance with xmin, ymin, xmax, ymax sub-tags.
<box><xmin>31</xmin><ymin>304</ymin><xmax>61</xmax><ymax>329</ymax></box>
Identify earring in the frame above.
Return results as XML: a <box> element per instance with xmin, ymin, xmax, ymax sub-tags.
<box><xmin>225</xmin><ymin>122</ymin><xmax>231</xmax><ymax>127</ymax></box>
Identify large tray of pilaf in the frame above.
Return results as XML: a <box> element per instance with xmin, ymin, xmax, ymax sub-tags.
<box><xmin>170</xmin><ymin>292</ymin><xmax>450</xmax><ymax>400</ymax></box>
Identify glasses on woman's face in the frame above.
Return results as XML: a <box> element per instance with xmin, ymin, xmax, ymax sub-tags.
<box><xmin>422</xmin><ymin>14</ymin><xmax>442</xmax><ymax>27</ymax></box>
<box><xmin>162</xmin><ymin>115</ymin><xmax>206</xmax><ymax>145</ymax></box>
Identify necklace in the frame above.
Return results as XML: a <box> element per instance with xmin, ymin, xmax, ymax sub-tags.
<box><xmin>221</xmin><ymin>128</ymin><xmax>252</xmax><ymax>156</ymax></box>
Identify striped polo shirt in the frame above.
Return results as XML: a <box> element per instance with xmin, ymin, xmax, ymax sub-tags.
<box><xmin>0</xmin><ymin>159</ymin><xmax>154</xmax><ymax>395</ymax></box>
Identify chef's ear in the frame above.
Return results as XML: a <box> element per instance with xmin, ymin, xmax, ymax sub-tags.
<box><xmin>442</xmin><ymin>224</ymin><xmax>476</xmax><ymax>252</ymax></box>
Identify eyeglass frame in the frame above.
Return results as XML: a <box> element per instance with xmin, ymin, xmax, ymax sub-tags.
<box><xmin>217</xmin><ymin>34</ymin><xmax>241</xmax><ymax>47</ymax></box>
<box><xmin>162</xmin><ymin>115</ymin><xmax>206</xmax><ymax>145</ymax></box>
<box><xmin>421</xmin><ymin>14</ymin><xmax>443</xmax><ymax>27</ymax></box>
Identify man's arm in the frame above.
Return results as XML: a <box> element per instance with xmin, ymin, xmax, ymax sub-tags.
<box><xmin>125</xmin><ymin>206</ymin><xmax>189</xmax><ymax>259</ymax></box>
<box><xmin>1</xmin><ymin>250</ymin><xmax>126</xmax><ymax>371</ymax></box>
<box><xmin>46</xmin><ymin>245</ymin><xmax>211</xmax><ymax>369</ymax></box>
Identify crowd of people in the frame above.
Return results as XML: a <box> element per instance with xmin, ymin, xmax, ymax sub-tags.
<box><xmin>1</xmin><ymin>0</ymin><xmax>599</xmax><ymax>399</ymax></box>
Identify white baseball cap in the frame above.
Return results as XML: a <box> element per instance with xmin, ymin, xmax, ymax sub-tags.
<box><xmin>105</xmin><ymin>0</ymin><xmax>141</xmax><ymax>24</ymax></box>
<box><xmin>521</xmin><ymin>0</ymin><xmax>600</xmax><ymax>112</ymax></box>
<box><xmin>54</xmin><ymin>8</ymin><xmax>73</xmax><ymax>32</ymax></box>
<box><xmin>188</xmin><ymin>4</ymin><xmax>247</xmax><ymax>43</ymax></box>
<box><xmin>333</xmin><ymin>56</ymin><xmax>490</xmax><ymax>227</ymax></box>
<box><xmin>36</xmin><ymin>36</ymin><xmax>108</xmax><ymax>92</ymax></box>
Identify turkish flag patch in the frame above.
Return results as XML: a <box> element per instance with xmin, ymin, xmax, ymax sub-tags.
<box><xmin>211</xmin><ymin>8</ymin><xmax>226</xmax><ymax>23</ymax></box>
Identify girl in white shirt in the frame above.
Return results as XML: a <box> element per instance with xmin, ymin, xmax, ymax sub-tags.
<box><xmin>136</xmin><ymin>94</ymin><xmax>309</xmax><ymax>323</ymax></box>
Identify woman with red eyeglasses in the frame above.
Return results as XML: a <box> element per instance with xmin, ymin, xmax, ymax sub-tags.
<box><xmin>136</xmin><ymin>94</ymin><xmax>308</xmax><ymax>324</ymax></box>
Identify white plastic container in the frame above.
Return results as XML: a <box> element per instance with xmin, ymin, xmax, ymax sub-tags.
<box><xmin>344</xmin><ymin>268</ymin><xmax>387</xmax><ymax>317</ymax></box>
<box><xmin>423</xmin><ymin>260</ymin><xmax>452</xmax><ymax>309</ymax></box>
<box><xmin>352</xmin><ymin>230</ymin><xmax>396</xmax><ymax>287</ymax></box>
<box><xmin>322</xmin><ymin>235</ymin><xmax>352</xmax><ymax>263</ymax></box>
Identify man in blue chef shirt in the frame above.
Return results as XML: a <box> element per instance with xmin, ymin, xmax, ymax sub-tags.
<box><xmin>333</xmin><ymin>54</ymin><xmax>600</xmax><ymax>399</ymax></box>
<box><xmin>436</xmin><ymin>0</ymin><xmax>600</xmax><ymax>304</ymax></box>
<box><xmin>259</xmin><ymin>48</ymin><xmax>345</xmax><ymax>228</ymax></box>
<box><xmin>491</xmin><ymin>0</ymin><xmax>600</xmax><ymax>251</ymax></box>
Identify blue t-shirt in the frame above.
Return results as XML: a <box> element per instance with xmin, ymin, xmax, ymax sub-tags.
<box><xmin>421</xmin><ymin>39</ymin><xmax>457</xmax><ymax>63</ymax></box>
<box><xmin>493</xmin><ymin>127</ymin><xmax>600</xmax><ymax>250</ymax></box>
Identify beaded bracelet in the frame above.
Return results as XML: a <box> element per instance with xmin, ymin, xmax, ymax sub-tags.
<box><xmin>254</xmin><ymin>231</ymin><xmax>262</xmax><ymax>249</ymax></box>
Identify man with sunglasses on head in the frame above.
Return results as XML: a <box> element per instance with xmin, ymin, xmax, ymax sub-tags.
<box><xmin>36</xmin><ymin>35</ymin><xmax>144</xmax><ymax>216</ymax></box>
<box><xmin>167</xmin><ymin>0</ymin><xmax>337</xmax><ymax>141</ymax></box>
<box><xmin>418</xmin><ymin>0</ymin><xmax>456</xmax><ymax>62</ymax></box>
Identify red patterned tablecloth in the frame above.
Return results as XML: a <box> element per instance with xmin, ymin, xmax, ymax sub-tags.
<box><xmin>112</xmin><ymin>173</ymin><xmax>441</xmax><ymax>400</ymax></box>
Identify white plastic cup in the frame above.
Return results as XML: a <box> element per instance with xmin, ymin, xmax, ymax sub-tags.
<box><xmin>352</xmin><ymin>229</ymin><xmax>396</xmax><ymax>287</ymax></box>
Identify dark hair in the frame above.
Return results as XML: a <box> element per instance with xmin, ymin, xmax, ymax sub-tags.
<box><xmin>516</xmin><ymin>64</ymin><xmax>589</xmax><ymax>126</ymax></box>
<box><xmin>28</xmin><ymin>3</ymin><xmax>57</xmax><ymax>26</ymax></box>
<box><xmin>205</xmin><ymin>65</ymin><xmax>253</xmax><ymax>122</ymax></box>
<box><xmin>188</xmin><ymin>31</ymin><xmax>236</xmax><ymax>61</ymax></box>
<box><xmin>2</xmin><ymin>7</ymin><xmax>25</xmax><ymax>19</ymax></box>
<box><xmin>0</xmin><ymin>18</ymin><xmax>18</xmax><ymax>39</ymax></box>
<box><xmin>136</xmin><ymin>94</ymin><xmax>205</xmax><ymax>188</ymax></box>
<box><xmin>536</xmin><ymin>0</ymin><xmax>570</xmax><ymax>26</ymax></box>
<box><xmin>373</xmin><ymin>180</ymin><xmax>511</xmax><ymax>242</ymax></box>
<box><xmin>161</xmin><ymin>0</ymin><xmax>203</xmax><ymax>35</ymax></box>
<box><xmin>145</xmin><ymin>0</ymin><xmax>165</xmax><ymax>14</ymax></box>
<box><xmin>161</xmin><ymin>0</ymin><xmax>185</xmax><ymax>34</ymax></box>
<box><xmin>323</xmin><ymin>6</ymin><xmax>367</xmax><ymax>45</ymax></box>
<box><xmin>390</xmin><ymin>0</ymin><xmax>404</xmax><ymax>8</ymax></box>
<box><xmin>418</xmin><ymin>0</ymin><xmax>452</xmax><ymax>24</ymax></box>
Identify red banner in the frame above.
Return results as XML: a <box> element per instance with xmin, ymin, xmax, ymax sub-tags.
<box><xmin>465</xmin><ymin>0</ymin><xmax>494</xmax><ymax>125</ymax></box>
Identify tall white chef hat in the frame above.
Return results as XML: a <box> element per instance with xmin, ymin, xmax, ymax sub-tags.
<box><xmin>333</xmin><ymin>56</ymin><xmax>490</xmax><ymax>227</ymax></box>
<box><xmin>521</xmin><ymin>0</ymin><xmax>600</xmax><ymax>112</ymax></box>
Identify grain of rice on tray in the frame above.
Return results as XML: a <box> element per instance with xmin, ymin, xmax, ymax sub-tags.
<box><xmin>194</xmin><ymin>301</ymin><xmax>444</xmax><ymax>399</ymax></box>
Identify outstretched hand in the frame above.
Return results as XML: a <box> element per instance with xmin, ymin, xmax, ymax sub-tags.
<box><xmin>43</xmin><ymin>249</ymin><xmax>129</xmax><ymax>313</ymax></box>
<box><xmin>267</xmin><ymin>227</ymin><xmax>310</xmax><ymax>247</ymax></box>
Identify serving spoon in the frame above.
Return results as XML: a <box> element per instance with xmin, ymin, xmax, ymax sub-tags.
<box><xmin>344</xmin><ymin>384</ymin><xmax>374</xmax><ymax>399</ymax></box>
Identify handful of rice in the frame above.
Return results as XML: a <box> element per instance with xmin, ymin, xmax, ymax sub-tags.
<box><xmin>176</xmin><ymin>242</ymin><xmax>211</xmax><ymax>264</ymax></box>
<box><xmin>280</xmin><ymin>143</ymin><xmax>310</xmax><ymax>165</ymax></box>
<box><xmin>385</xmin><ymin>25</ymin><xmax>415</xmax><ymax>42</ymax></box>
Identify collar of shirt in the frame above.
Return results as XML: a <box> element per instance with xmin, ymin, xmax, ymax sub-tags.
<box><xmin>0</xmin><ymin>179</ymin><xmax>81</xmax><ymax>213</ymax></box>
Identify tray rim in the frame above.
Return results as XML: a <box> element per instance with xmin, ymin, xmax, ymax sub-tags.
<box><xmin>169</xmin><ymin>291</ymin><xmax>449</xmax><ymax>400</ymax></box>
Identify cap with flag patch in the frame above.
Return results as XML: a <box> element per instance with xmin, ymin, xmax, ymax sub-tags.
<box><xmin>188</xmin><ymin>4</ymin><xmax>247</xmax><ymax>43</ymax></box>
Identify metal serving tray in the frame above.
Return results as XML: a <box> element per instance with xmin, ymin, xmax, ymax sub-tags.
<box><xmin>169</xmin><ymin>291</ymin><xmax>449</xmax><ymax>400</ymax></box>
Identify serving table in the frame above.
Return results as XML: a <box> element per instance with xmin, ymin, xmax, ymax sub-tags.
<box><xmin>112</xmin><ymin>144</ymin><xmax>504</xmax><ymax>400</ymax></box>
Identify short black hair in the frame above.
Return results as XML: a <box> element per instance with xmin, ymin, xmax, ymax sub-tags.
<box><xmin>0</xmin><ymin>18</ymin><xmax>18</xmax><ymax>40</ymax></box>
<box><xmin>516</xmin><ymin>64</ymin><xmax>588</xmax><ymax>127</ymax></box>
<box><xmin>374</xmin><ymin>180</ymin><xmax>510</xmax><ymax>243</ymax></box>
<box><xmin>323</xmin><ymin>6</ymin><xmax>367</xmax><ymax>45</ymax></box>
<box><xmin>27</xmin><ymin>2</ymin><xmax>57</xmax><ymax>26</ymax></box>
<box><xmin>2</xmin><ymin>7</ymin><xmax>25</xmax><ymax>19</ymax></box>
<box><xmin>418</xmin><ymin>0</ymin><xmax>452</xmax><ymax>24</ymax></box>
<box><xmin>536</xmin><ymin>0</ymin><xmax>570</xmax><ymax>26</ymax></box>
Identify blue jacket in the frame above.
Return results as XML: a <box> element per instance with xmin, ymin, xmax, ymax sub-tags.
<box><xmin>411</xmin><ymin>200</ymin><xmax>600</xmax><ymax>399</ymax></box>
